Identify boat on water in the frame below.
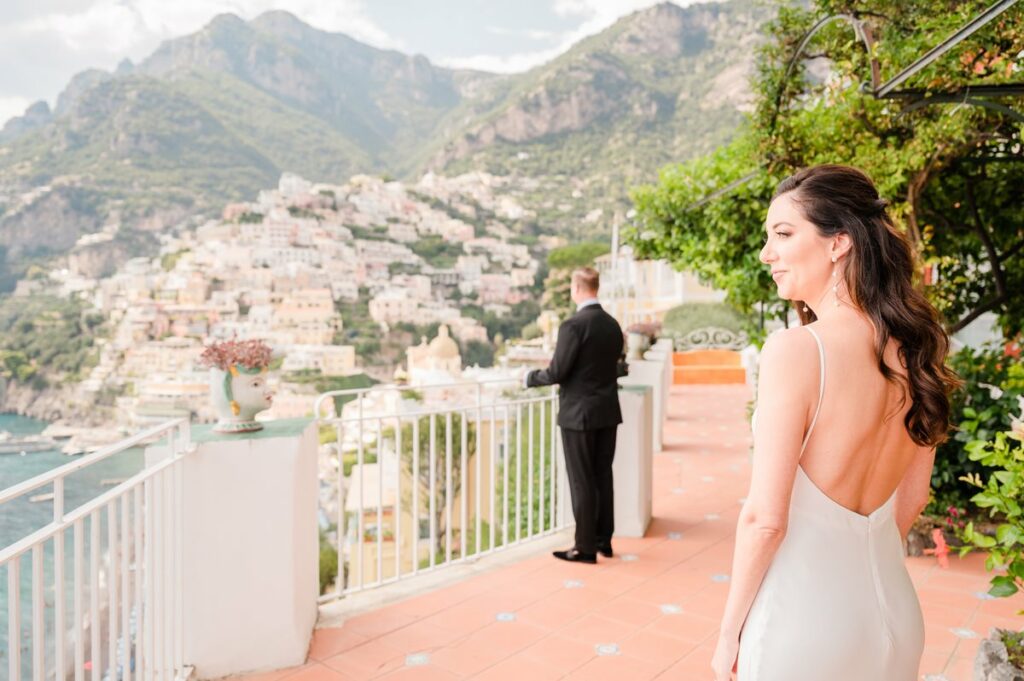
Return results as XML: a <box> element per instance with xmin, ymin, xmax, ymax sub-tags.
<box><xmin>0</xmin><ymin>430</ymin><xmax>58</xmax><ymax>455</ymax></box>
<box><xmin>60</xmin><ymin>428</ymin><xmax>129</xmax><ymax>456</ymax></box>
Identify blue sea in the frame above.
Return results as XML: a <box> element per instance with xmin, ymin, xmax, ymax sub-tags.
<box><xmin>0</xmin><ymin>413</ymin><xmax>145</xmax><ymax>680</ymax></box>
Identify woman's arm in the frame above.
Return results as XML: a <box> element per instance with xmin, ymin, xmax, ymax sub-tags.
<box><xmin>712</xmin><ymin>329</ymin><xmax>817</xmax><ymax>679</ymax></box>
<box><xmin>894</xmin><ymin>446</ymin><xmax>935</xmax><ymax>539</ymax></box>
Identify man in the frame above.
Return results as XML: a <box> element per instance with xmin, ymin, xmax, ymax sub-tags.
<box><xmin>525</xmin><ymin>266</ymin><xmax>624</xmax><ymax>563</ymax></box>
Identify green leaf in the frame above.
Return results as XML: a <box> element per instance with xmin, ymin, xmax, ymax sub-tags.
<box><xmin>989</xmin><ymin>576</ymin><xmax>1019</xmax><ymax>599</ymax></box>
<box><xmin>996</xmin><ymin>524</ymin><xmax>1022</xmax><ymax>546</ymax></box>
<box><xmin>970</xmin><ymin>492</ymin><xmax>1000</xmax><ymax>509</ymax></box>
<box><xmin>974</xmin><ymin>533</ymin><xmax>997</xmax><ymax>549</ymax></box>
<box><xmin>994</xmin><ymin>470</ymin><xmax>1016</xmax><ymax>486</ymax></box>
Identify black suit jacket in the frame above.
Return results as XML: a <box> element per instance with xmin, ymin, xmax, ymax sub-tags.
<box><xmin>526</xmin><ymin>304</ymin><xmax>624</xmax><ymax>430</ymax></box>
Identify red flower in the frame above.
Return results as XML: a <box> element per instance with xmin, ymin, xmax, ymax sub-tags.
<box><xmin>923</xmin><ymin>528</ymin><xmax>950</xmax><ymax>569</ymax></box>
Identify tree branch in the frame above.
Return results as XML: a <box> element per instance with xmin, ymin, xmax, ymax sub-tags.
<box><xmin>906</xmin><ymin>132</ymin><xmax>1002</xmax><ymax>253</ymax></box>
<box><xmin>998</xmin><ymin>236</ymin><xmax>1024</xmax><ymax>264</ymax></box>
<box><xmin>964</xmin><ymin>175</ymin><xmax>1007</xmax><ymax>299</ymax></box>
<box><xmin>949</xmin><ymin>292</ymin><xmax>1007</xmax><ymax>335</ymax></box>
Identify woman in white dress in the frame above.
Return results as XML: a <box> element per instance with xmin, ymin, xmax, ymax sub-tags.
<box><xmin>711</xmin><ymin>165</ymin><xmax>960</xmax><ymax>681</ymax></box>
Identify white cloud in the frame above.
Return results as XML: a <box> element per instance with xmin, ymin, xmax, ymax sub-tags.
<box><xmin>0</xmin><ymin>0</ymin><xmax>403</xmax><ymax>126</ymax></box>
<box><xmin>484</xmin><ymin>26</ymin><xmax>558</xmax><ymax>42</ymax></box>
<box><xmin>7</xmin><ymin>0</ymin><xmax>403</xmax><ymax>64</ymax></box>
<box><xmin>441</xmin><ymin>0</ymin><xmax>700</xmax><ymax>74</ymax></box>
<box><xmin>266</xmin><ymin>1</ymin><xmax>404</xmax><ymax>50</ymax></box>
<box><xmin>440</xmin><ymin>49</ymin><xmax>565</xmax><ymax>74</ymax></box>
<box><xmin>552</xmin><ymin>0</ymin><xmax>594</xmax><ymax>17</ymax></box>
<box><xmin>0</xmin><ymin>97</ymin><xmax>32</xmax><ymax>127</ymax></box>
<box><xmin>21</xmin><ymin>2</ymin><xmax>146</xmax><ymax>55</ymax></box>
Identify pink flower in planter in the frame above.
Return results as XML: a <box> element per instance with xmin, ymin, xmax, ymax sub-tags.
<box><xmin>199</xmin><ymin>338</ymin><xmax>273</xmax><ymax>372</ymax></box>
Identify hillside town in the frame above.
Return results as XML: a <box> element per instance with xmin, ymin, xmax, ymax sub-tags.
<box><xmin>10</xmin><ymin>171</ymin><xmax>573</xmax><ymax>440</ymax></box>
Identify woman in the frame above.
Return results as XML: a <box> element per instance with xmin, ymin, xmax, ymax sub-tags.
<box><xmin>711</xmin><ymin>165</ymin><xmax>959</xmax><ymax>680</ymax></box>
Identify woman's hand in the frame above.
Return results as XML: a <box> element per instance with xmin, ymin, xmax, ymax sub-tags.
<box><xmin>711</xmin><ymin>634</ymin><xmax>739</xmax><ymax>681</ymax></box>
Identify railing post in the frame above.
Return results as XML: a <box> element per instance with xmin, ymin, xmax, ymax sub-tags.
<box><xmin>54</xmin><ymin>477</ymin><xmax>66</xmax><ymax>680</ymax></box>
<box><xmin>475</xmin><ymin>384</ymin><xmax>482</xmax><ymax>555</ymax></box>
<box><xmin>8</xmin><ymin>555</ymin><xmax>20</xmax><ymax>681</ymax></box>
<box><xmin>335</xmin><ymin>418</ymin><xmax>345</xmax><ymax>597</ymax></box>
<box><xmin>357</xmin><ymin>396</ymin><xmax>365</xmax><ymax>589</ymax></box>
<box><xmin>444</xmin><ymin>412</ymin><xmax>453</xmax><ymax>565</ymax></box>
<box><xmin>376</xmin><ymin>418</ymin><xmax>384</xmax><ymax>586</ymax></box>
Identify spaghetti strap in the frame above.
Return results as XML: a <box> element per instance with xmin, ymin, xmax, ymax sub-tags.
<box><xmin>801</xmin><ymin>326</ymin><xmax>825</xmax><ymax>452</ymax></box>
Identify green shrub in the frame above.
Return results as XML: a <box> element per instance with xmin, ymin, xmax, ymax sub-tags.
<box><xmin>462</xmin><ymin>340</ymin><xmax>495</xmax><ymax>368</ymax></box>
<box><xmin>546</xmin><ymin>242</ymin><xmax>608</xmax><ymax>270</ymax></box>
<box><xmin>929</xmin><ymin>345</ymin><xmax>1024</xmax><ymax>516</ymax></box>
<box><xmin>238</xmin><ymin>211</ymin><xmax>263</xmax><ymax>223</ymax></box>
<box><xmin>662</xmin><ymin>302</ymin><xmax>748</xmax><ymax>338</ymax></box>
<box><xmin>958</xmin><ymin>424</ymin><xmax>1024</xmax><ymax>600</ymax></box>
<box><xmin>0</xmin><ymin>295</ymin><xmax>109</xmax><ymax>383</ymax></box>
<box><xmin>1004</xmin><ymin>630</ymin><xmax>1024</xmax><ymax>669</ymax></box>
<box><xmin>319</xmin><ymin>528</ymin><xmax>339</xmax><ymax>594</ymax></box>
<box><xmin>410</xmin><ymin>235</ymin><xmax>463</xmax><ymax>268</ymax></box>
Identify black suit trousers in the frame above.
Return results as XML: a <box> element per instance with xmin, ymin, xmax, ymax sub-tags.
<box><xmin>560</xmin><ymin>426</ymin><xmax>617</xmax><ymax>553</ymax></box>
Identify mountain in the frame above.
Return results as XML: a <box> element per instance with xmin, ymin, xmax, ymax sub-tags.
<box><xmin>135</xmin><ymin>11</ymin><xmax>498</xmax><ymax>167</ymax></box>
<box><xmin>0</xmin><ymin>0</ymin><xmax>767</xmax><ymax>290</ymax></box>
<box><xmin>426</xmin><ymin>1</ymin><xmax>766</xmax><ymax>236</ymax></box>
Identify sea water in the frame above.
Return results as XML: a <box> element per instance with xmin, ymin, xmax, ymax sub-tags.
<box><xmin>0</xmin><ymin>413</ymin><xmax>144</xmax><ymax>679</ymax></box>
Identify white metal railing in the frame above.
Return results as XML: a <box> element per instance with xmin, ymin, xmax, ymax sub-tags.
<box><xmin>1</xmin><ymin>419</ymin><xmax>193</xmax><ymax>681</ymax></box>
<box><xmin>313</xmin><ymin>379</ymin><xmax>568</xmax><ymax>601</ymax></box>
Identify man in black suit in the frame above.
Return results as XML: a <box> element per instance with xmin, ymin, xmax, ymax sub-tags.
<box><xmin>526</xmin><ymin>266</ymin><xmax>624</xmax><ymax>563</ymax></box>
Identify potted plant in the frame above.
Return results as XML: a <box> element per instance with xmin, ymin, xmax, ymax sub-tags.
<box><xmin>625</xmin><ymin>321</ymin><xmax>661</xmax><ymax>360</ymax></box>
<box><xmin>199</xmin><ymin>338</ymin><xmax>275</xmax><ymax>433</ymax></box>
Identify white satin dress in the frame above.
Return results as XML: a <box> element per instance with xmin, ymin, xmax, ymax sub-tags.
<box><xmin>737</xmin><ymin>326</ymin><xmax>924</xmax><ymax>681</ymax></box>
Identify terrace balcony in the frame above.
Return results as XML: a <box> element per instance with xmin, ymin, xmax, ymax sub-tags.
<box><xmin>2</xmin><ymin>336</ymin><xmax>1020</xmax><ymax>681</ymax></box>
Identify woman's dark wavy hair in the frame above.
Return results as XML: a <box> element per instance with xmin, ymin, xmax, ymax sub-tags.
<box><xmin>773</xmin><ymin>164</ymin><xmax>960</xmax><ymax>447</ymax></box>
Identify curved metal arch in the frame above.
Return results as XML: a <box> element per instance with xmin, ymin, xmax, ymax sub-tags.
<box><xmin>770</xmin><ymin>13</ymin><xmax>876</xmax><ymax>133</ymax></box>
<box><xmin>901</xmin><ymin>94</ymin><xmax>1024</xmax><ymax>125</ymax></box>
<box><xmin>679</xmin><ymin>4</ymin><xmax>1024</xmax><ymax>213</ymax></box>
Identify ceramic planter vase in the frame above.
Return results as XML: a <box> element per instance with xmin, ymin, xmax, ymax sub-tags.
<box><xmin>626</xmin><ymin>332</ymin><xmax>650</xmax><ymax>361</ymax></box>
<box><xmin>209</xmin><ymin>365</ymin><xmax>274</xmax><ymax>433</ymax></box>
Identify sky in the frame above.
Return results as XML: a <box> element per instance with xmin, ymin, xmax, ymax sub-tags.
<box><xmin>0</xmin><ymin>0</ymin><xmax>711</xmax><ymax>126</ymax></box>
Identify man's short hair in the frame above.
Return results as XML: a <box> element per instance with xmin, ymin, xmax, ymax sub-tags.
<box><xmin>572</xmin><ymin>267</ymin><xmax>600</xmax><ymax>294</ymax></box>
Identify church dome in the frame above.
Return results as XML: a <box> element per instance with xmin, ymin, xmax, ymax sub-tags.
<box><xmin>428</xmin><ymin>325</ymin><xmax>460</xmax><ymax>359</ymax></box>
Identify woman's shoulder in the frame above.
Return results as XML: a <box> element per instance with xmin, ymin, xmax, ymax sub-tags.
<box><xmin>756</xmin><ymin>327</ymin><xmax>822</xmax><ymax>403</ymax></box>
<box><xmin>762</xmin><ymin>326</ymin><xmax>819</xmax><ymax>366</ymax></box>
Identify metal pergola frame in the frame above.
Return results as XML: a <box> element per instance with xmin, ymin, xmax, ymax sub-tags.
<box><xmin>685</xmin><ymin>0</ymin><xmax>1024</xmax><ymax>211</ymax></box>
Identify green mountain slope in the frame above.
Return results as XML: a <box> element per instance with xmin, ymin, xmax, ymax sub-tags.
<box><xmin>0</xmin><ymin>1</ymin><xmax>766</xmax><ymax>289</ymax></box>
<box><xmin>428</xmin><ymin>1</ymin><xmax>768</xmax><ymax>238</ymax></box>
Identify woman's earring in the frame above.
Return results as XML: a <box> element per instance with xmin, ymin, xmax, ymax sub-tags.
<box><xmin>802</xmin><ymin>304</ymin><xmax>809</xmax><ymax>313</ymax></box>
<box><xmin>831</xmin><ymin>256</ymin><xmax>837</xmax><ymax>263</ymax></box>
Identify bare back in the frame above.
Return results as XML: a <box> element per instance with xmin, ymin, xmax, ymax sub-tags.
<box><xmin>799</xmin><ymin>317</ymin><xmax>928</xmax><ymax>517</ymax></box>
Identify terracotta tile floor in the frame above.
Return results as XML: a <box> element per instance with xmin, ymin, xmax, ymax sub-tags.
<box><xmin>233</xmin><ymin>385</ymin><xmax>1022</xmax><ymax>681</ymax></box>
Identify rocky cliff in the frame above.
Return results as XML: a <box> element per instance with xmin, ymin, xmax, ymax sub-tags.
<box><xmin>0</xmin><ymin>378</ymin><xmax>111</xmax><ymax>426</ymax></box>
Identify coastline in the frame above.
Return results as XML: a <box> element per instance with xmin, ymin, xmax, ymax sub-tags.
<box><xmin>0</xmin><ymin>376</ymin><xmax>117</xmax><ymax>428</ymax></box>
